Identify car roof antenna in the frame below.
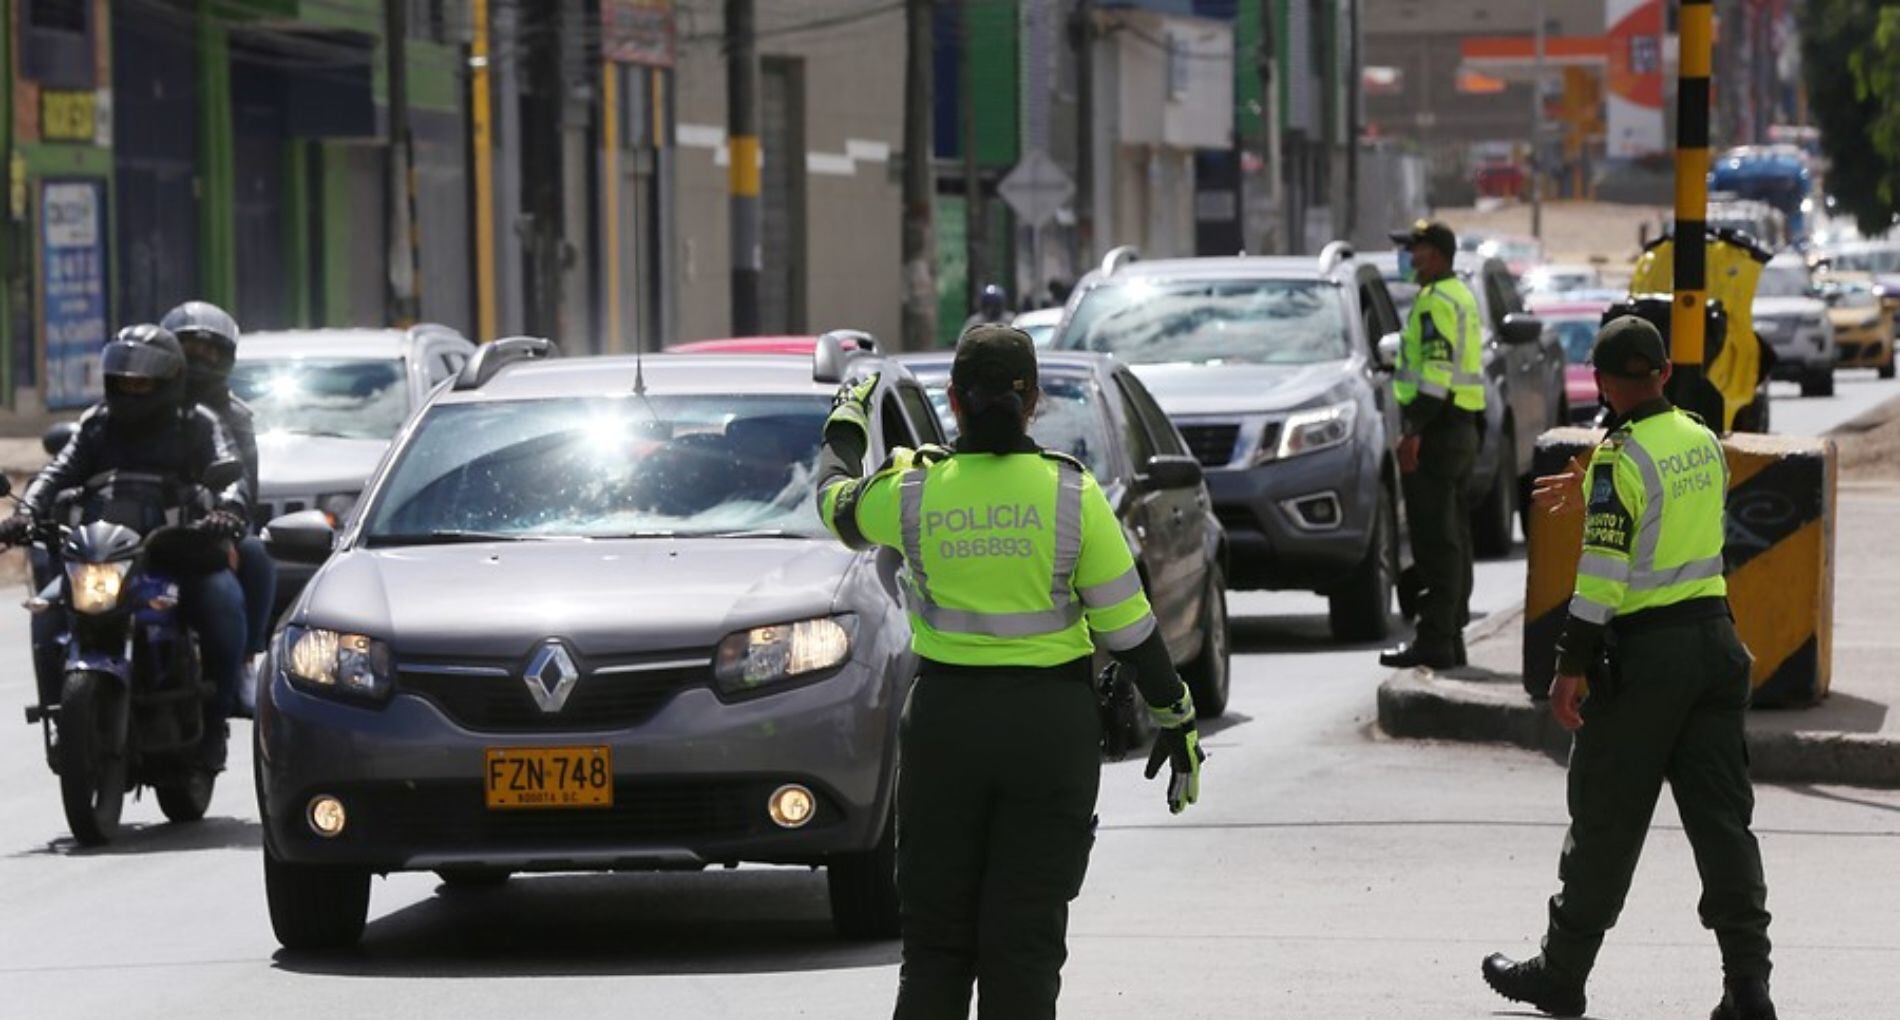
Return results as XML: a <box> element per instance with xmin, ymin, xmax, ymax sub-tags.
<box><xmin>632</xmin><ymin>336</ymin><xmax>648</xmax><ymax>398</ymax></box>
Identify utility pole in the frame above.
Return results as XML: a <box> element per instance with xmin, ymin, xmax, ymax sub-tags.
<box><xmin>959</xmin><ymin>2</ymin><xmax>987</xmax><ymax>313</ymax></box>
<box><xmin>901</xmin><ymin>0</ymin><xmax>938</xmax><ymax>351</ymax></box>
<box><xmin>725</xmin><ymin>0</ymin><xmax>761</xmax><ymax>336</ymax></box>
<box><xmin>1258</xmin><ymin>2</ymin><xmax>1283</xmax><ymax>252</ymax></box>
<box><xmin>384</xmin><ymin>0</ymin><xmax>420</xmax><ymax>325</ymax></box>
<box><xmin>1670</xmin><ymin>0</ymin><xmax>1722</xmax><ymax>424</ymax></box>
<box><xmin>1529</xmin><ymin>0</ymin><xmax>1545</xmax><ymax>240</ymax></box>
<box><xmin>470</xmin><ymin>0</ymin><xmax>497</xmax><ymax>341</ymax></box>
<box><xmin>1072</xmin><ymin>0</ymin><xmax>1095</xmax><ymax>262</ymax></box>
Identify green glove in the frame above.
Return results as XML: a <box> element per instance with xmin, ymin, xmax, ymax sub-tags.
<box><xmin>1144</xmin><ymin>691</ymin><xmax>1206</xmax><ymax>814</ymax></box>
<box><xmin>825</xmin><ymin>372</ymin><xmax>880</xmax><ymax>441</ymax></box>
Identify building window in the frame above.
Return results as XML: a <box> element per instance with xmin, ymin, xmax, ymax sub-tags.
<box><xmin>27</xmin><ymin>0</ymin><xmax>87</xmax><ymax>32</ymax></box>
<box><xmin>21</xmin><ymin>0</ymin><xmax>94</xmax><ymax>89</ymax></box>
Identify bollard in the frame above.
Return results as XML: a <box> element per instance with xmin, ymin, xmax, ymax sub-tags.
<box><xmin>1524</xmin><ymin>427</ymin><xmax>1837</xmax><ymax>707</ymax></box>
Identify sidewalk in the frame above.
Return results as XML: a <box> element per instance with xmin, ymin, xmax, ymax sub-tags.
<box><xmin>1378</xmin><ymin>477</ymin><xmax>1900</xmax><ymax>788</ymax></box>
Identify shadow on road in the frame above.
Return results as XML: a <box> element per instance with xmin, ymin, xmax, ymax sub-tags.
<box><xmin>272</xmin><ymin>868</ymin><xmax>900</xmax><ymax>978</ymax></box>
<box><xmin>14</xmin><ymin>815</ymin><xmax>261</xmax><ymax>858</ymax></box>
<box><xmin>1228</xmin><ymin>613</ymin><xmax>1391</xmax><ymax>656</ymax></box>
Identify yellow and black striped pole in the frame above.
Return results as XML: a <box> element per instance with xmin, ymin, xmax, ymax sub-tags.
<box><xmin>1670</xmin><ymin>0</ymin><xmax>1721</xmax><ymax>422</ymax></box>
<box><xmin>725</xmin><ymin>0</ymin><xmax>761</xmax><ymax>336</ymax></box>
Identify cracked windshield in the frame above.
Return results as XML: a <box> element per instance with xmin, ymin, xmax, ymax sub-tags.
<box><xmin>229</xmin><ymin>359</ymin><xmax>410</xmax><ymax>440</ymax></box>
<box><xmin>1065</xmin><ymin>280</ymin><xmax>1348</xmax><ymax>365</ymax></box>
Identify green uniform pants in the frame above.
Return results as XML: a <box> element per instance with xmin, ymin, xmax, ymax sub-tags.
<box><xmin>892</xmin><ymin>665</ymin><xmax>1101</xmax><ymax>1020</ymax></box>
<box><xmin>1542</xmin><ymin>616</ymin><xmax>1773</xmax><ymax>982</ymax></box>
<box><xmin>1401</xmin><ymin>411</ymin><xmax>1478</xmax><ymax>647</ymax></box>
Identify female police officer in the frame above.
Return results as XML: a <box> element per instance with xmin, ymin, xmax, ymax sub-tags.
<box><xmin>816</xmin><ymin>325</ymin><xmax>1206</xmax><ymax>1019</ymax></box>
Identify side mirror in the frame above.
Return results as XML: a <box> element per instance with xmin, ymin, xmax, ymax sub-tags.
<box><xmin>41</xmin><ymin>421</ymin><xmax>77</xmax><ymax>457</ymax></box>
<box><xmin>1140</xmin><ymin>454</ymin><xmax>1204</xmax><ymax>491</ymax></box>
<box><xmin>263</xmin><ymin>509</ymin><xmax>336</xmax><ymax>565</ymax></box>
<box><xmin>1500</xmin><ymin>313</ymin><xmax>1545</xmax><ymax>346</ymax></box>
<box><xmin>1376</xmin><ymin>331</ymin><xmax>1402</xmax><ymax>369</ymax></box>
<box><xmin>202</xmin><ymin>459</ymin><xmax>244</xmax><ymax>490</ymax></box>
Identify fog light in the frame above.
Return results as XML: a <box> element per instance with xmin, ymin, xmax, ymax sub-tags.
<box><xmin>767</xmin><ymin>784</ymin><xmax>815</xmax><ymax>829</ymax></box>
<box><xmin>1281</xmin><ymin>492</ymin><xmax>1344</xmax><ymax>531</ymax></box>
<box><xmin>307</xmin><ymin>795</ymin><xmax>347</xmax><ymax>838</ymax></box>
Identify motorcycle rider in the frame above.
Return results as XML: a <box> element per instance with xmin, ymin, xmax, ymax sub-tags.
<box><xmin>0</xmin><ymin>325</ymin><xmax>253</xmax><ymax>769</ymax></box>
<box><xmin>961</xmin><ymin>283</ymin><xmax>1011</xmax><ymax>335</ymax></box>
<box><xmin>162</xmin><ymin>301</ymin><xmax>276</xmax><ymax>675</ymax></box>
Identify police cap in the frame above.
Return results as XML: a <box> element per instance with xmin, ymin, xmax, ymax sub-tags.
<box><xmin>952</xmin><ymin>324</ymin><xmax>1039</xmax><ymax>402</ymax></box>
<box><xmin>1388</xmin><ymin>218</ymin><xmax>1457</xmax><ymax>259</ymax></box>
<box><xmin>1591</xmin><ymin>315</ymin><xmax>1670</xmax><ymax>378</ymax></box>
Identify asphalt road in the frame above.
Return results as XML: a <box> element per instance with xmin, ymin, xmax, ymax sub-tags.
<box><xmin>2</xmin><ymin>378</ymin><xmax>1896</xmax><ymax>1019</ymax></box>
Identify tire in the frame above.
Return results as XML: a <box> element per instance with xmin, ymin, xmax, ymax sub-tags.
<box><xmin>1182</xmin><ymin>565</ymin><xmax>1230</xmax><ymax>719</ymax></box>
<box><xmin>57</xmin><ymin>671</ymin><xmax>128</xmax><ymax>846</ymax></box>
<box><xmin>1472</xmin><ymin>430</ymin><xmax>1517</xmax><ymax>560</ymax></box>
<box><xmin>435</xmin><ymin>867</ymin><xmax>511</xmax><ymax>891</ymax></box>
<box><xmin>156</xmin><ymin>769</ymin><xmax>216</xmax><ymax>823</ymax></box>
<box><xmin>828</xmin><ymin>810</ymin><xmax>900</xmax><ymax>939</ymax></box>
<box><xmin>1881</xmin><ymin>358</ymin><xmax>1895</xmax><ymax>381</ymax></box>
<box><xmin>1801</xmin><ymin>367</ymin><xmax>1835</xmax><ymax>397</ymax></box>
<box><xmin>264</xmin><ymin>848</ymin><xmax>371</xmax><ymax>951</ymax></box>
<box><xmin>1328</xmin><ymin>486</ymin><xmax>1397</xmax><ymax>643</ymax></box>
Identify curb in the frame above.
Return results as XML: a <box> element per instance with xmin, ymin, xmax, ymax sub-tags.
<box><xmin>1376</xmin><ymin>602</ymin><xmax>1900</xmax><ymax>789</ymax></box>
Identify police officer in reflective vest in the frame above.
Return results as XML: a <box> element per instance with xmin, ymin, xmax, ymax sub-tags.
<box><xmin>1382</xmin><ymin>219</ymin><xmax>1486</xmax><ymax>669</ymax></box>
<box><xmin>815</xmin><ymin>325</ymin><xmax>1206</xmax><ymax>1019</ymax></box>
<box><xmin>1485</xmin><ymin>317</ymin><xmax>1775</xmax><ymax>1020</ymax></box>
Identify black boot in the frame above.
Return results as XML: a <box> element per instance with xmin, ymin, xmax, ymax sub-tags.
<box><xmin>1379</xmin><ymin>640</ymin><xmax>1459</xmax><ymax>670</ymax></box>
<box><xmin>1482</xmin><ymin>953</ymin><xmax>1586</xmax><ymax>1018</ymax></box>
<box><xmin>1396</xmin><ymin>567</ymin><xmax>1422</xmax><ymax>623</ymax></box>
<box><xmin>1453</xmin><ymin>635</ymin><xmax>1468</xmax><ymax>668</ymax></box>
<box><xmin>1711</xmin><ymin>976</ymin><xmax>1777</xmax><ymax>1020</ymax></box>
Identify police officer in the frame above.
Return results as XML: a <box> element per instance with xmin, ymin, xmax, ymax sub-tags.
<box><xmin>162</xmin><ymin>301</ymin><xmax>277</xmax><ymax>676</ymax></box>
<box><xmin>0</xmin><ymin>326</ymin><xmax>253</xmax><ymax>768</ymax></box>
<box><xmin>1484</xmin><ymin>317</ymin><xmax>1775</xmax><ymax>1020</ymax></box>
<box><xmin>815</xmin><ymin>325</ymin><xmax>1206</xmax><ymax>1019</ymax></box>
<box><xmin>1382</xmin><ymin>219</ymin><xmax>1486</xmax><ymax>669</ymax></box>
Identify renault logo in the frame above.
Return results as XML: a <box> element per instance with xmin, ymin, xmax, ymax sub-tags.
<box><xmin>522</xmin><ymin>640</ymin><xmax>580</xmax><ymax>713</ymax></box>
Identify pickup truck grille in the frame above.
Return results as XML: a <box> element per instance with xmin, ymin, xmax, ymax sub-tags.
<box><xmin>1179</xmin><ymin>424</ymin><xmax>1242</xmax><ymax>467</ymax></box>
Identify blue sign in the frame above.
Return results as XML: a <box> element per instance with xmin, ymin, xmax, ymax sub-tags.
<box><xmin>41</xmin><ymin>179</ymin><xmax>109</xmax><ymax>410</ymax></box>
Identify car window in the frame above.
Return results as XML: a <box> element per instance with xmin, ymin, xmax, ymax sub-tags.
<box><xmin>1484</xmin><ymin>268</ymin><xmax>1522</xmax><ymax>328</ymax></box>
<box><xmin>1548</xmin><ymin>317</ymin><xmax>1599</xmax><ymax>363</ymax></box>
<box><xmin>1757</xmin><ymin>263</ymin><xmax>1811</xmax><ymax>297</ymax></box>
<box><xmin>897</xmin><ymin>383</ymin><xmax>946</xmax><ymax>445</ymax></box>
<box><xmin>912</xmin><ymin>369</ymin><xmax>1116</xmax><ymax>480</ymax></box>
<box><xmin>1059</xmin><ymin>279</ymin><xmax>1350</xmax><ymax>365</ymax></box>
<box><xmin>1110</xmin><ymin>375</ymin><xmax>1159</xmax><ymax>467</ymax></box>
<box><xmin>879</xmin><ymin>391</ymin><xmax>917</xmax><ymax>451</ymax></box>
<box><xmin>1357</xmin><ymin>268</ymin><xmax>1402</xmax><ymax>345</ymax></box>
<box><xmin>363</xmin><ymin>394</ymin><xmax>832</xmax><ymax>542</ymax></box>
<box><xmin>1115</xmin><ymin>371</ymin><xmax>1184</xmax><ymax>458</ymax></box>
<box><xmin>229</xmin><ymin>358</ymin><xmax>412</xmax><ymax>440</ymax></box>
<box><xmin>429</xmin><ymin>346</ymin><xmax>468</xmax><ymax>384</ymax></box>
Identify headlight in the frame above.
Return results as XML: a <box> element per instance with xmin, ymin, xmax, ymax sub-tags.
<box><xmin>713</xmin><ymin>616</ymin><xmax>854</xmax><ymax>696</ymax></box>
<box><xmin>66</xmin><ymin>561</ymin><xmax>131</xmax><ymax>615</ymax></box>
<box><xmin>316</xmin><ymin>492</ymin><xmax>359</xmax><ymax>527</ymax></box>
<box><xmin>284</xmin><ymin>626</ymin><xmax>394</xmax><ymax>704</ymax></box>
<box><xmin>1274</xmin><ymin>401</ymin><xmax>1358</xmax><ymax>460</ymax></box>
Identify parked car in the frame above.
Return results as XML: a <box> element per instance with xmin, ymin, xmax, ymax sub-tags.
<box><xmin>1522</xmin><ymin>263</ymin><xmax>1604</xmax><ymax>297</ymax></box>
<box><xmin>1368</xmin><ymin>251</ymin><xmax>1567</xmax><ymax>557</ymax></box>
<box><xmin>254</xmin><ymin>335</ymin><xmax>952</xmax><ymax>949</ymax></box>
<box><xmin>230</xmin><ymin>325</ymin><xmax>476</xmax><ymax>611</ymax></box>
<box><xmin>1754</xmin><ymin>253</ymin><xmax>1837</xmax><ymax>396</ymax></box>
<box><xmin>1476</xmin><ymin>234</ymin><xmax>1547</xmax><ymax>277</ymax></box>
<box><xmin>1011</xmin><ymin>307</ymin><xmax>1064</xmax><ymax>349</ymax></box>
<box><xmin>897</xmin><ymin>351</ymin><xmax>1230</xmax><ymax>715</ymax></box>
<box><xmin>1527</xmin><ymin>295</ymin><xmax>1616</xmax><ymax>424</ymax></box>
<box><xmin>1815</xmin><ymin>272</ymin><xmax>1897</xmax><ymax>378</ymax></box>
<box><xmin>1051</xmin><ymin>245</ymin><xmax>1410</xmax><ymax>642</ymax></box>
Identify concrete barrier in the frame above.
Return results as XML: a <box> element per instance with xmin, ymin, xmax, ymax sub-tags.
<box><xmin>1524</xmin><ymin>427</ymin><xmax>1837</xmax><ymax>707</ymax></box>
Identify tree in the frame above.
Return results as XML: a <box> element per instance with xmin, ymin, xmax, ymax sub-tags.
<box><xmin>1803</xmin><ymin>0</ymin><xmax>1900</xmax><ymax>234</ymax></box>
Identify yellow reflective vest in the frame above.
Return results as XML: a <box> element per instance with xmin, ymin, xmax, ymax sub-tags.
<box><xmin>1570</xmin><ymin>403</ymin><xmax>1729</xmax><ymax>626</ymax></box>
<box><xmin>819</xmin><ymin>445</ymin><xmax>1157</xmax><ymax>666</ymax></box>
<box><xmin>1395</xmin><ymin>275</ymin><xmax>1486</xmax><ymax>413</ymax></box>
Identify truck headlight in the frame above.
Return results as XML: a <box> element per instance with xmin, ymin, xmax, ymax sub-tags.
<box><xmin>713</xmin><ymin>616</ymin><xmax>854</xmax><ymax>696</ymax></box>
<box><xmin>1276</xmin><ymin>401</ymin><xmax>1358</xmax><ymax>460</ymax></box>
<box><xmin>66</xmin><ymin>561</ymin><xmax>131</xmax><ymax>615</ymax></box>
<box><xmin>284</xmin><ymin>626</ymin><xmax>394</xmax><ymax>704</ymax></box>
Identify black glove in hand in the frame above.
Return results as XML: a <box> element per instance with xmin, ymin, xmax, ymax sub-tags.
<box><xmin>1145</xmin><ymin>723</ymin><xmax>1206</xmax><ymax>815</ymax></box>
<box><xmin>0</xmin><ymin>512</ymin><xmax>32</xmax><ymax>547</ymax></box>
<box><xmin>198</xmin><ymin>508</ymin><xmax>249</xmax><ymax>544</ymax></box>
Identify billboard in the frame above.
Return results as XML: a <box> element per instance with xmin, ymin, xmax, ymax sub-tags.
<box><xmin>40</xmin><ymin>179</ymin><xmax>109</xmax><ymax>410</ymax></box>
<box><xmin>1606</xmin><ymin>0</ymin><xmax>1665</xmax><ymax>158</ymax></box>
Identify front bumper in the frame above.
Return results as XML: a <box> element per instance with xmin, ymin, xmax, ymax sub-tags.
<box><xmin>256</xmin><ymin>652</ymin><xmax>898</xmax><ymax>872</ymax></box>
<box><xmin>1834</xmin><ymin>326</ymin><xmax>1893</xmax><ymax>369</ymax></box>
<box><xmin>1199</xmin><ymin>440</ymin><xmax>1378</xmax><ymax>592</ymax></box>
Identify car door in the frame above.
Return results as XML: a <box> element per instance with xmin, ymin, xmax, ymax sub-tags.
<box><xmin>1356</xmin><ymin>266</ymin><xmax>1404</xmax><ymax>450</ymax></box>
<box><xmin>1111</xmin><ymin>367</ymin><xmax>1207</xmax><ymax>659</ymax></box>
<box><xmin>1484</xmin><ymin>264</ymin><xmax>1549</xmax><ymax>467</ymax></box>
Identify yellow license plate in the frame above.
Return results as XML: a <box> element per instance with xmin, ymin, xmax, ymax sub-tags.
<box><xmin>484</xmin><ymin>746</ymin><xmax>613</xmax><ymax>809</ymax></box>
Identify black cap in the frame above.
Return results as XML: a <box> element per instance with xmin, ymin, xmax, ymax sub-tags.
<box><xmin>1388</xmin><ymin>218</ymin><xmax>1457</xmax><ymax>258</ymax></box>
<box><xmin>951</xmin><ymin>324</ymin><xmax>1039</xmax><ymax>400</ymax></box>
<box><xmin>1590</xmin><ymin>315</ymin><xmax>1669</xmax><ymax>378</ymax></box>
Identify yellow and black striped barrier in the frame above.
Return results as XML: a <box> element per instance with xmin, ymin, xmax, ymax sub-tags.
<box><xmin>1524</xmin><ymin>428</ymin><xmax>1836</xmax><ymax>707</ymax></box>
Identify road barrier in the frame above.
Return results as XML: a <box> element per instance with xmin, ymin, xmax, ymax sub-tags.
<box><xmin>1523</xmin><ymin>427</ymin><xmax>1836</xmax><ymax>707</ymax></box>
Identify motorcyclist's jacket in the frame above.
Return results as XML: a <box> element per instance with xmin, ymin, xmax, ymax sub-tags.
<box><xmin>199</xmin><ymin>394</ymin><xmax>259</xmax><ymax>498</ymax></box>
<box><xmin>1554</xmin><ymin>398</ymin><xmax>1730</xmax><ymax>676</ymax></box>
<box><xmin>1395</xmin><ymin>274</ymin><xmax>1487</xmax><ymax>432</ymax></box>
<box><xmin>20</xmin><ymin>404</ymin><xmax>252</xmax><ymax>522</ymax></box>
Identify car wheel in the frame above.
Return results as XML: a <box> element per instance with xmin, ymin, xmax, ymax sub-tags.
<box><xmin>828</xmin><ymin>808</ymin><xmax>900</xmax><ymax>939</ymax></box>
<box><xmin>1881</xmin><ymin>358</ymin><xmax>1895</xmax><ymax>381</ymax></box>
<box><xmin>1472</xmin><ymin>428</ymin><xmax>1517</xmax><ymax>560</ymax></box>
<box><xmin>1328</xmin><ymin>487</ymin><xmax>1396</xmax><ymax>643</ymax></box>
<box><xmin>1800</xmin><ymin>367</ymin><xmax>1835</xmax><ymax>397</ymax></box>
<box><xmin>435</xmin><ymin>867</ymin><xmax>512</xmax><ymax>891</ymax></box>
<box><xmin>1182</xmin><ymin>565</ymin><xmax>1230</xmax><ymax>719</ymax></box>
<box><xmin>264</xmin><ymin>848</ymin><xmax>371</xmax><ymax>951</ymax></box>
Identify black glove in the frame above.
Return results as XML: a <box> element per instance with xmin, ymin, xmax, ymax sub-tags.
<box><xmin>0</xmin><ymin>512</ymin><xmax>32</xmax><ymax>547</ymax></box>
<box><xmin>1143</xmin><ymin>692</ymin><xmax>1206</xmax><ymax>815</ymax></box>
<box><xmin>197</xmin><ymin>508</ymin><xmax>249</xmax><ymax>544</ymax></box>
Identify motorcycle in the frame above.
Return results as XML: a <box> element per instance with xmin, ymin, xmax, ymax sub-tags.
<box><xmin>4</xmin><ymin>458</ymin><xmax>243</xmax><ymax>845</ymax></box>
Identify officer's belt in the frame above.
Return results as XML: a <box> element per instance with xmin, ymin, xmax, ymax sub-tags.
<box><xmin>918</xmin><ymin>657</ymin><xmax>1093</xmax><ymax>684</ymax></box>
<box><xmin>1608</xmin><ymin>595</ymin><xmax>1731</xmax><ymax>639</ymax></box>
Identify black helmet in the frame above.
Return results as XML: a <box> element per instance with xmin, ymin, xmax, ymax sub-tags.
<box><xmin>160</xmin><ymin>301</ymin><xmax>240</xmax><ymax>403</ymax></box>
<box><xmin>102</xmin><ymin>324</ymin><xmax>187</xmax><ymax>426</ymax></box>
<box><xmin>978</xmin><ymin>284</ymin><xmax>1008</xmax><ymax>317</ymax></box>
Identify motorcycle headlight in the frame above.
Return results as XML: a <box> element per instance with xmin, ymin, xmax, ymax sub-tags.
<box><xmin>316</xmin><ymin>492</ymin><xmax>359</xmax><ymax>527</ymax></box>
<box><xmin>1275</xmin><ymin>401</ymin><xmax>1358</xmax><ymax>460</ymax></box>
<box><xmin>66</xmin><ymin>561</ymin><xmax>131</xmax><ymax>615</ymax></box>
<box><xmin>713</xmin><ymin>616</ymin><xmax>855</xmax><ymax>697</ymax></box>
<box><xmin>284</xmin><ymin>625</ymin><xmax>394</xmax><ymax>704</ymax></box>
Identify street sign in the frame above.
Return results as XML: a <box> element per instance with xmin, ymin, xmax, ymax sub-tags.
<box><xmin>997</xmin><ymin>149</ymin><xmax>1074</xmax><ymax>227</ymax></box>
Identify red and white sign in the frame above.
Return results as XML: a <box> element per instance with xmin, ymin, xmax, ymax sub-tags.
<box><xmin>1605</xmin><ymin>0</ymin><xmax>1665</xmax><ymax>158</ymax></box>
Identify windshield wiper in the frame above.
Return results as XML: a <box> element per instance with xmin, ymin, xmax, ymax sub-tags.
<box><xmin>366</xmin><ymin>530</ymin><xmax>578</xmax><ymax>546</ymax></box>
<box><xmin>697</xmin><ymin>528</ymin><xmax>807</xmax><ymax>539</ymax></box>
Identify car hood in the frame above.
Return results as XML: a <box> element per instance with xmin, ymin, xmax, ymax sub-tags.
<box><xmin>257</xmin><ymin>433</ymin><xmax>390</xmax><ymax>495</ymax></box>
<box><xmin>301</xmin><ymin>537</ymin><xmax>860</xmax><ymax>658</ymax></box>
<box><xmin>1751</xmin><ymin>297</ymin><xmax>1826</xmax><ymax>321</ymax></box>
<box><xmin>1128</xmin><ymin>361</ymin><xmax>1354</xmax><ymax>417</ymax></box>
